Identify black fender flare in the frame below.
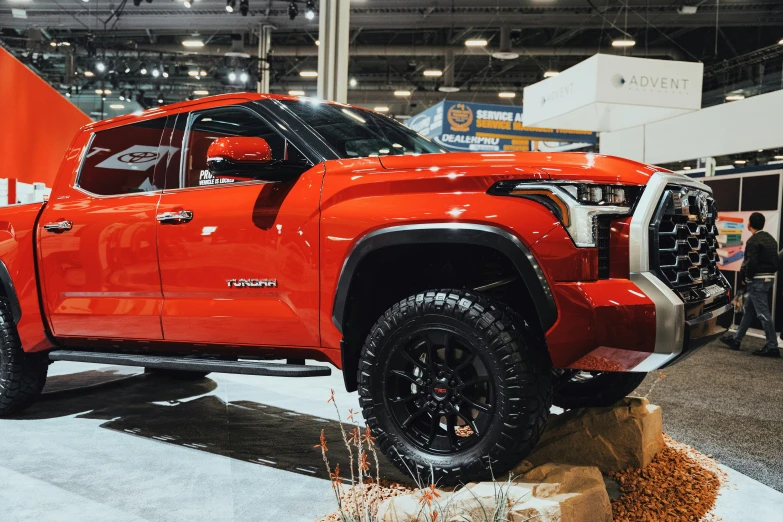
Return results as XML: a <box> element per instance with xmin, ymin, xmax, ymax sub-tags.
<box><xmin>332</xmin><ymin>223</ymin><xmax>557</xmax><ymax>335</ymax></box>
<box><xmin>0</xmin><ymin>260</ymin><xmax>22</xmax><ymax>324</ymax></box>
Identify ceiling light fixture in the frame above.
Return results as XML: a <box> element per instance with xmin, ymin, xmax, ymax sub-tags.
<box><xmin>226</xmin><ymin>0</ymin><xmax>235</xmax><ymax>12</ymax></box>
<box><xmin>543</xmin><ymin>70</ymin><xmax>559</xmax><ymax>78</ymax></box>
<box><xmin>289</xmin><ymin>90</ymin><xmax>305</xmax><ymax>96</ymax></box>
<box><xmin>349</xmin><ymin>77</ymin><xmax>357</xmax><ymax>87</ymax></box>
<box><xmin>84</xmin><ymin>70</ymin><xmax>95</xmax><ymax>77</ymax></box>
<box><xmin>465</xmin><ymin>39</ymin><xmax>488</xmax><ymax>47</ymax></box>
<box><xmin>498</xmin><ymin>92</ymin><xmax>516</xmax><ymax>98</ymax></box>
<box><xmin>110</xmin><ymin>104</ymin><xmax>124</xmax><ymax>110</ymax></box>
<box><xmin>394</xmin><ymin>90</ymin><xmax>411</xmax><ymax>96</ymax></box>
<box><xmin>725</xmin><ymin>94</ymin><xmax>745</xmax><ymax>101</ymax></box>
<box><xmin>300</xmin><ymin>70</ymin><xmax>318</xmax><ymax>78</ymax></box>
<box><xmin>140</xmin><ymin>66</ymin><xmax>148</xmax><ymax>75</ymax></box>
<box><xmin>95</xmin><ymin>62</ymin><xmax>106</xmax><ymax>72</ymax></box>
<box><xmin>734</xmin><ymin>160</ymin><xmax>747</xmax><ymax>165</ymax></box>
<box><xmin>239</xmin><ymin>0</ymin><xmax>248</xmax><ymax>16</ymax></box>
<box><xmin>774</xmin><ymin>155</ymin><xmax>783</xmax><ymax>160</ymax></box>
<box><xmin>374</xmin><ymin>106</ymin><xmax>390</xmax><ymax>112</ymax></box>
<box><xmin>438</xmin><ymin>86</ymin><xmax>460</xmax><ymax>93</ymax></box>
<box><xmin>193</xmin><ymin>90</ymin><xmax>209</xmax><ymax>96</ymax></box>
<box><xmin>305</xmin><ymin>0</ymin><xmax>315</xmax><ymax>20</ymax></box>
<box><xmin>228</xmin><ymin>72</ymin><xmax>237</xmax><ymax>81</ymax></box>
<box><xmin>184</xmin><ymin>0</ymin><xmax>191</xmax><ymax>7</ymax></box>
<box><xmin>288</xmin><ymin>1</ymin><xmax>298</xmax><ymax>20</ymax></box>
<box><xmin>612</xmin><ymin>38</ymin><xmax>636</xmax><ymax>48</ymax></box>
<box><xmin>239</xmin><ymin>72</ymin><xmax>249</xmax><ymax>82</ymax></box>
<box><xmin>423</xmin><ymin>70</ymin><xmax>443</xmax><ymax>77</ymax></box>
<box><xmin>182</xmin><ymin>39</ymin><xmax>204</xmax><ymax>48</ymax></box>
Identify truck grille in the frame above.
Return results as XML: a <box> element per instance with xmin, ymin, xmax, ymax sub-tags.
<box><xmin>649</xmin><ymin>185</ymin><xmax>721</xmax><ymax>303</ymax></box>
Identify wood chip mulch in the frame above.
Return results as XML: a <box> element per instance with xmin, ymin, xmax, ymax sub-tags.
<box><xmin>611</xmin><ymin>434</ymin><xmax>728</xmax><ymax>522</ymax></box>
<box><xmin>316</xmin><ymin>478</ymin><xmax>414</xmax><ymax>522</ymax></box>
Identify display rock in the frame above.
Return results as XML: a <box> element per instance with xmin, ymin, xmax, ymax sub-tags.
<box><xmin>517</xmin><ymin>397</ymin><xmax>664</xmax><ymax>474</ymax></box>
<box><xmin>375</xmin><ymin>464</ymin><xmax>611</xmax><ymax>522</ymax></box>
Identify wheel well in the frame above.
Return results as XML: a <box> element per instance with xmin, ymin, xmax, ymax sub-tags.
<box><xmin>340</xmin><ymin>243</ymin><xmax>550</xmax><ymax>391</ymax></box>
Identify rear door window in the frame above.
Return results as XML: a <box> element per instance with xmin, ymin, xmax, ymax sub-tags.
<box><xmin>77</xmin><ymin>117</ymin><xmax>169</xmax><ymax>196</ymax></box>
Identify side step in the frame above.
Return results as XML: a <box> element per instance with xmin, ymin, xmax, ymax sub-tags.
<box><xmin>48</xmin><ymin>350</ymin><xmax>331</xmax><ymax>378</ymax></box>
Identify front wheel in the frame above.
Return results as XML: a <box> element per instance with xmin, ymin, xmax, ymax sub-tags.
<box><xmin>358</xmin><ymin>289</ymin><xmax>552</xmax><ymax>485</ymax></box>
<box><xmin>552</xmin><ymin>371</ymin><xmax>647</xmax><ymax>409</ymax></box>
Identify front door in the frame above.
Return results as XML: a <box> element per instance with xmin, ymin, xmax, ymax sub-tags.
<box><xmin>156</xmin><ymin>104</ymin><xmax>322</xmax><ymax>347</ymax></box>
<box><xmin>38</xmin><ymin>116</ymin><xmax>172</xmax><ymax>340</ymax></box>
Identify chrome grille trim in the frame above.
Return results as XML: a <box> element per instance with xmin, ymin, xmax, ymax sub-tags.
<box><xmin>627</xmin><ymin>172</ymin><xmax>713</xmax><ymax>366</ymax></box>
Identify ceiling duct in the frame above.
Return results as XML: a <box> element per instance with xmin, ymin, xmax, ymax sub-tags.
<box><xmin>492</xmin><ymin>27</ymin><xmax>519</xmax><ymax>60</ymax></box>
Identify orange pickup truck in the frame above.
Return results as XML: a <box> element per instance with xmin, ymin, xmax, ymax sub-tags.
<box><xmin>0</xmin><ymin>94</ymin><xmax>731</xmax><ymax>482</ymax></box>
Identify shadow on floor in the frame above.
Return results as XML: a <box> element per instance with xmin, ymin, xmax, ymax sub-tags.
<box><xmin>13</xmin><ymin>370</ymin><xmax>411</xmax><ymax>485</ymax></box>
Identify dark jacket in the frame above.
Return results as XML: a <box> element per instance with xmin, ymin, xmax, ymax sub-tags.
<box><xmin>740</xmin><ymin>230</ymin><xmax>779</xmax><ymax>281</ymax></box>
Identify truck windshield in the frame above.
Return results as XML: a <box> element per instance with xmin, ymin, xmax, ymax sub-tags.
<box><xmin>278</xmin><ymin>99</ymin><xmax>444</xmax><ymax>159</ymax></box>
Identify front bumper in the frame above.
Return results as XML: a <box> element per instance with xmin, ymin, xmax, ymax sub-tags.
<box><xmin>546</xmin><ymin>171</ymin><xmax>732</xmax><ymax>373</ymax></box>
<box><xmin>660</xmin><ymin>302</ymin><xmax>733</xmax><ymax>368</ymax></box>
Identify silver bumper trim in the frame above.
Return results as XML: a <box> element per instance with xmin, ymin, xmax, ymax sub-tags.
<box><xmin>628</xmin><ymin>172</ymin><xmax>713</xmax><ymax>362</ymax></box>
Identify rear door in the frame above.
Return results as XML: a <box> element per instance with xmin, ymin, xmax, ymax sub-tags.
<box><xmin>38</xmin><ymin>116</ymin><xmax>172</xmax><ymax>340</ymax></box>
<box><xmin>156</xmin><ymin>104</ymin><xmax>323</xmax><ymax>347</ymax></box>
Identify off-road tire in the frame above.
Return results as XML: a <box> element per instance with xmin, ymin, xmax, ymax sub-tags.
<box><xmin>358</xmin><ymin>289</ymin><xmax>552</xmax><ymax>485</ymax></box>
<box><xmin>0</xmin><ymin>299</ymin><xmax>48</xmax><ymax>416</ymax></box>
<box><xmin>145</xmin><ymin>368</ymin><xmax>211</xmax><ymax>380</ymax></box>
<box><xmin>552</xmin><ymin>371</ymin><xmax>647</xmax><ymax>409</ymax></box>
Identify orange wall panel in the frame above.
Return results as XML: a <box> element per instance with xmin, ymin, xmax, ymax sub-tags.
<box><xmin>0</xmin><ymin>47</ymin><xmax>91</xmax><ymax>187</ymax></box>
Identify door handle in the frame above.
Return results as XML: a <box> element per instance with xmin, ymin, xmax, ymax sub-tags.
<box><xmin>43</xmin><ymin>220</ymin><xmax>73</xmax><ymax>232</ymax></box>
<box><xmin>156</xmin><ymin>210</ymin><xmax>194</xmax><ymax>224</ymax></box>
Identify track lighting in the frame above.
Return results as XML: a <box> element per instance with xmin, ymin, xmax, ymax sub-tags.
<box><xmin>226</xmin><ymin>0</ymin><xmax>235</xmax><ymax>12</ymax></box>
<box><xmin>288</xmin><ymin>1</ymin><xmax>298</xmax><ymax>20</ymax></box>
<box><xmin>305</xmin><ymin>0</ymin><xmax>315</xmax><ymax>20</ymax></box>
<box><xmin>239</xmin><ymin>0</ymin><xmax>249</xmax><ymax>16</ymax></box>
<box><xmin>239</xmin><ymin>72</ymin><xmax>248</xmax><ymax>83</ymax></box>
<box><xmin>228</xmin><ymin>72</ymin><xmax>237</xmax><ymax>81</ymax></box>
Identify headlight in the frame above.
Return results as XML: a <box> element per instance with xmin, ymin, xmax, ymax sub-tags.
<box><xmin>488</xmin><ymin>180</ymin><xmax>643</xmax><ymax>247</ymax></box>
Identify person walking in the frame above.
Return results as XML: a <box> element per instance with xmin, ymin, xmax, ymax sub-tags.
<box><xmin>721</xmin><ymin>212</ymin><xmax>781</xmax><ymax>357</ymax></box>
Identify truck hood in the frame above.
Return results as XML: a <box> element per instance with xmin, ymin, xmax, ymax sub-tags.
<box><xmin>379</xmin><ymin>151</ymin><xmax>665</xmax><ymax>186</ymax></box>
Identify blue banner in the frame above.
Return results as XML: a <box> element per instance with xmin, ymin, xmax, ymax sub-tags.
<box><xmin>407</xmin><ymin>101</ymin><xmax>596</xmax><ymax>152</ymax></box>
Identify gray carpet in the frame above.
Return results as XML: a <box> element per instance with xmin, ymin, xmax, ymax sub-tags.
<box><xmin>641</xmin><ymin>335</ymin><xmax>783</xmax><ymax>492</ymax></box>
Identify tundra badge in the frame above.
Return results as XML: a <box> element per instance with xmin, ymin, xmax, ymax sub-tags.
<box><xmin>226</xmin><ymin>279</ymin><xmax>278</xmax><ymax>288</ymax></box>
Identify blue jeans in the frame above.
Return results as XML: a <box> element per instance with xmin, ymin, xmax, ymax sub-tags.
<box><xmin>734</xmin><ymin>279</ymin><xmax>778</xmax><ymax>351</ymax></box>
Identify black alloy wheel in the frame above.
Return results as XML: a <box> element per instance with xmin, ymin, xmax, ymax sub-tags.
<box><xmin>386</xmin><ymin>326</ymin><xmax>494</xmax><ymax>453</ymax></box>
<box><xmin>358</xmin><ymin>289</ymin><xmax>552</xmax><ymax>484</ymax></box>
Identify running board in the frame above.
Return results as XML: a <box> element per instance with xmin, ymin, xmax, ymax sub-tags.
<box><xmin>48</xmin><ymin>350</ymin><xmax>331</xmax><ymax>378</ymax></box>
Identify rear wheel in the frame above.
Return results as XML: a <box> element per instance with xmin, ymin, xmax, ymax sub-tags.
<box><xmin>358</xmin><ymin>289</ymin><xmax>551</xmax><ymax>485</ymax></box>
<box><xmin>0</xmin><ymin>299</ymin><xmax>48</xmax><ymax>417</ymax></box>
<box><xmin>552</xmin><ymin>371</ymin><xmax>647</xmax><ymax>409</ymax></box>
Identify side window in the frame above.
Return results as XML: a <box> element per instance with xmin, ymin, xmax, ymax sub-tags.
<box><xmin>183</xmin><ymin>106</ymin><xmax>308</xmax><ymax>188</ymax></box>
<box><xmin>78</xmin><ymin>117</ymin><xmax>168</xmax><ymax>196</ymax></box>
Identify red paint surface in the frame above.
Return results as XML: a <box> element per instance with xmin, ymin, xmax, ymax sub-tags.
<box><xmin>0</xmin><ymin>47</ymin><xmax>90</xmax><ymax>187</ymax></box>
<box><xmin>0</xmin><ymin>92</ymin><xmax>664</xmax><ymax>370</ymax></box>
<box><xmin>546</xmin><ymin>280</ymin><xmax>656</xmax><ymax>368</ymax></box>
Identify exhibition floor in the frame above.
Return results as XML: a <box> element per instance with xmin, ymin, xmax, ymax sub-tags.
<box><xmin>0</xmin><ymin>339</ymin><xmax>781</xmax><ymax>522</ymax></box>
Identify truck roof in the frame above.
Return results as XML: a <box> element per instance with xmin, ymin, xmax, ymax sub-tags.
<box><xmin>81</xmin><ymin>92</ymin><xmax>327</xmax><ymax>133</ymax></box>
